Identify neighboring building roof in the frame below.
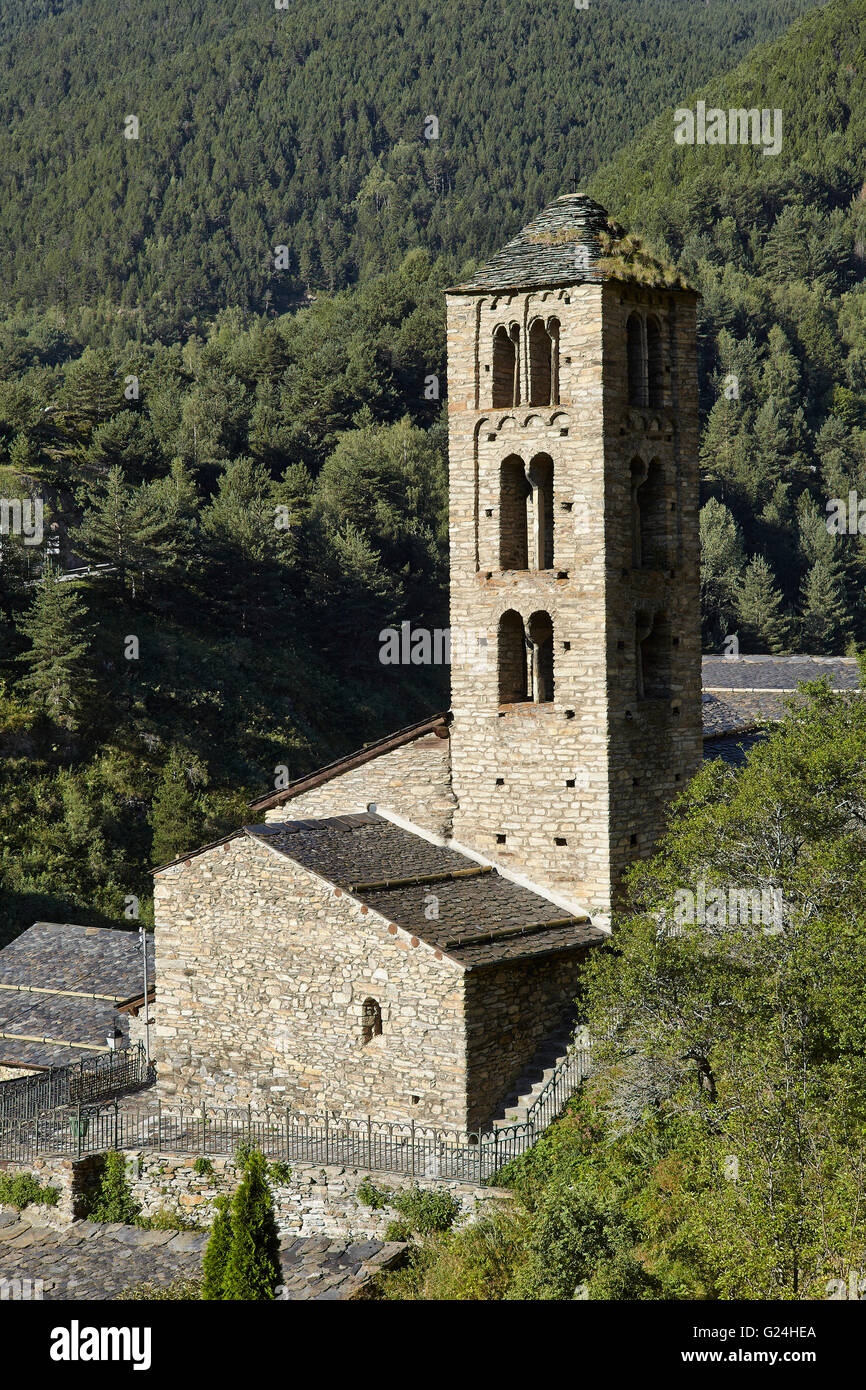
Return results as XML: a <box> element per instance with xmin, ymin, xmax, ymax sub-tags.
<box><xmin>249</xmin><ymin>713</ymin><xmax>449</xmax><ymax>814</ymax></box>
<box><xmin>702</xmin><ymin>655</ymin><xmax>859</xmax><ymax>692</ymax></box>
<box><xmin>0</xmin><ymin>922</ymin><xmax>153</xmax><ymax>1069</ymax></box>
<box><xmin>448</xmin><ymin>193</ymin><xmax>694</xmax><ymax>295</ymax></box>
<box><xmin>246</xmin><ymin>814</ymin><xmax>606</xmax><ymax>970</ymax></box>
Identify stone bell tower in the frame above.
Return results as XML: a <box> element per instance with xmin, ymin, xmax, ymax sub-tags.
<box><xmin>445</xmin><ymin>194</ymin><xmax>702</xmax><ymax>915</ymax></box>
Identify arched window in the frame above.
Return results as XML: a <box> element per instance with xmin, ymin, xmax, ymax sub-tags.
<box><xmin>638</xmin><ymin>459</ymin><xmax>667</xmax><ymax>569</ymax></box>
<box><xmin>636</xmin><ymin>610</ymin><xmax>670</xmax><ymax>700</ymax></box>
<box><xmin>646</xmin><ymin>316</ymin><xmax>663</xmax><ymax>408</ymax></box>
<box><xmin>499</xmin><ymin>456</ymin><xmax>530</xmax><ymax>570</ymax></box>
<box><xmin>527</xmin><ymin>453</ymin><xmax>554</xmax><ymax>570</ymax></box>
<box><xmin>527</xmin><ymin>610</ymin><xmax>554</xmax><ymax>703</ymax></box>
<box><xmin>629</xmin><ymin>459</ymin><xmax>647</xmax><ymax>567</ymax></box>
<box><xmin>498</xmin><ymin>610</ymin><xmax>528</xmax><ymax>703</ymax></box>
<box><xmin>492</xmin><ymin>325</ymin><xmax>520</xmax><ymax>407</ymax></box>
<box><xmin>529</xmin><ymin>318</ymin><xmax>559</xmax><ymax>406</ymax></box>
<box><xmin>627</xmin><ymin>313</ymin><xmax>646</xmax><ymax>408</ymax></box>
<box><xmin>361</xmin><ymin>998</ymin><xmax>382</xmax><ymax>1044</ymax></box>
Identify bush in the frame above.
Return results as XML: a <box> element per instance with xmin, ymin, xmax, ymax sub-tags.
<box><xmin>193</xmin><ymin>1157</ymin><xmax>214</xmax><ymax>1178</ymax></box>
<box><xmin>88</xmin><ymin>1151</ymin><xmax>141</xmax><ymax>1225</ymax></box>
<box><xmin>357</xmin><ymin>1176</ymin><xmax>391</xmax><ymax>1210</ymax></box>
<box><xmin>384</xmin><ymin>1218</ymin><xmax>411</xmax><ymax>1242</ymax></box>
<box><xmin>0</xmin><ymin>1171</ymin><xmax>60</xmax><ymax>1211</ymax></box>
<box><xmin>268</xmin><ymin>1162</ymin><xmax>291</xmax><ymax>1186</ymax></box>
<box><xmin>391</xmin><ymin>1185</ymin><xmax>461</xmax><ymax>1236</ymax></box>
<box><xmin>203</xmin><ymin>1150</ymin><xmax>282</xmax><ymax>1300</ymax></box>
<box><xmin>139</xmin><ymin>1206</ymin><xmax>201</xmax><ymax>1232</ymax></box>
<box><xmin>118</xmin><ymin>1278</ymin><xmax>202</xmax><ymax>1301</ymax></box>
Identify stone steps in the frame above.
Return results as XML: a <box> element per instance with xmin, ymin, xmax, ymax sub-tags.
<box><xmin>487</xmin><ymin>1021</ymin><xmax>579</xmax><ymax>1130</ymax></box>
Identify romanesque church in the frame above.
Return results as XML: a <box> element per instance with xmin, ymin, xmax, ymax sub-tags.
<box><xmin>151</xmin><ymin>194</ymin><xmax>703</xmax><ymax>1133</ymax></box>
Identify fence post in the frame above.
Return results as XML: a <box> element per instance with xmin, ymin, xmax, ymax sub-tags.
<box><xmin>76</xmin><ymin>1104</ymin><xmax>82</xmax><ymax>1161</ymax></box>
<box><xmin>324</xmin><ymin>1110</ymin><xmax>328</xmax><ymax>1165</ymax></box>
<box><xmin>113</xmin><ymin>1101</ymin><xmax>119</xmax><ymax>1151</ymax></box>
<box><xmin>201</xmin><ymin>1101</ymin><xmax>207</xmax><ymax>1154</ymax></box>
<box><xmin>410</xmin><ymin>1117</ymin><xmax>415</xmax><ymax>1178</ymax></box>
<box><xmin>285</xmin><ymin>1108</ymin><xmax>290</xmax><ymax>1163</ymax></box>
<box><xmin>157</xmin><ymin>1098</ymin><xmax>162</xmax><ymax>1152</ymax></box>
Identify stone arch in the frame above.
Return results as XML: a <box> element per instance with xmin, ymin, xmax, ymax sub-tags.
<box><xmin>627</xmin><ymin>312</ymin><xmax>646</xmax><ymax>408</ymax></box>
<box><xmin>637</xmin><ymin>457</ymin><xmax>667</xmax><ymax>569</ymax></box>
<box><xmin>528</xmin><ymin>316</ymin><xmax>559</xmax><ymax>406</ymax></box>
<box><xmin>646</xmin><ymin>315</ymin><xmax>664</xmax><ymax>409</ymax></box>
<box><xmin>492</xmin><ymin>324</ymin><xmax>521</xmax><ymax>407</ymax></box>
<box><xmin>499</xmin><ymin>455</ymin><xmax>530</xmax><ymax>570</ymax></box>
<box><xmin>498</xmin><ymin>609</ymin><xmax>528</xmax><ymax>703</ymax></box>
<box><xmin>527</xmin><ymin>453</ymin><xmax>554</xmax><ymax>570</ymax></box>
<box><xmin>527</xmin><ymin>610</ymin><xmax>554</xmax><ymax>703</ymax></box>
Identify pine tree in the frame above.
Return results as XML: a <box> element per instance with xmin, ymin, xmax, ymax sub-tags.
<box><xmin>149</xmin><ymin>749</ymin><xmax>204</xmax><ymax>866</ymax></box>
<box><xmin>16</xmin><ymin>569</ymin><xmax>95</xmax><ymax>730</ymax></box>
<box><xmin>221</xmin><ymin>1150</ymin><xmax>282</xmax><ymax>1301</ymax></box>
<box><xmin>202</xmin><ymin>1194</ymin><xmax>233</xmax><ymax>1301</ymax></box>
<box><xmin>735</xmin><ymin>556</ymin><xmax>790</xmax><ymax>654</ymax></box>
<box><xmin>799</xmin><ymin>558</ymin><xmax>852</xmax><ymax>654</ymax></box>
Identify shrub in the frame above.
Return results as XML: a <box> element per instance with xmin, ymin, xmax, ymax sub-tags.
<box><xmin>139</xmin><ymin>1206</ymin><xmax>200</xmax><ymax>1232</ymax></box>
<box><xmin>89</xmin><ymin>1152</ymin><xmax>141</xmax><ymax>1225</ymax></box>
<box><xmin>202</xmin><ymin>1194</ymin><xmax>232</xmax><ymax>1301</ymax></box>
<box><xmin>384</xmin><ymin>1218</ymin><xmax>411</xmax><ymax>1243</ymax></box>
<box><xmin>193</xmin><ymin>1157</ymin><xmax>214</xmax><ymax>1178</ymax></box>
<box><xmin>118</xmin><ymin>1278</ymin><xmax>202</xmax><ymax>1301</ymax></box>
<box><xmin>0</xmin><ymin>1171</ymin><xmax>60</xmax><ymax>1211</ymax></box>
<box><xmin>391</xmin><ymin>1185</ymin><xmax>461</xmax><ymax>1236</ymax></box>
<box><xmin>221</xmin><ymin>1150</ymin><xmax>282</xmax><ymax>1301</ymax></box>
<box><xmin>233</xmin><ymin>1140</ymin><xmax>254</xmax><ymax>1171</ymax></box>
<box><xmin>268</xmin><ymin>1162</ymin><xmax>291</xmax><ymax>1186</ymax></box>
<box><xmin>357</xmin><ymin>1176</ymin><xmax>390</xmax><ymax>1209</ymax></box>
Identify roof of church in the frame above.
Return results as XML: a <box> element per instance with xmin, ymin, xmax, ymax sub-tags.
<box><xmin>0</xmin><ymin>922</ymin><xmax>152</xmax><ymax>1068</ymax></box>
<box><xmin>449</xmin><ymin>193</ymin><xmax>695</xmax><ymax>295</ymax></box>
<box><xmin>246</xmin><ymin>815</ymin><xmax>605</xmax><ymax>970</ymax></box>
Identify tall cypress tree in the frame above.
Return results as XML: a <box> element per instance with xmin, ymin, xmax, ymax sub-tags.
<box><xmin>221</xmin><ymin>1150</ymin><xmax>282</xmax><ymax>1302</ymax></box>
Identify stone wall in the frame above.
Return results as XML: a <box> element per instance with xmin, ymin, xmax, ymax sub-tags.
<box><xmin>0</xmin><ymin>1151</ymin><xmax>511</xmax><ymax>1241</ymax></box>
<box><xmin>464</xmin><ymin>949</ymin><xmax>588</xmax><ymax>1129</ymax></box>
<box><xmin>153</xmin><ymin>834</ymin><xmax>470</xmax><ymax>1128</ymax></box>
<box><xmin>263</xmin><ymin>734</ymin><xmax>456</xmax><ymax>839</ymax></box>
<box><xmin>445</xmin><ymin>276</ymin><xmax>702</xmax><ymax>914</ymax></box>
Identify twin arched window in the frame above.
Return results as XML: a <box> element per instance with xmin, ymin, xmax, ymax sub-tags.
<box><xmin>499</xmin><ymin>453</ymin><xmax>554</xmax><ymax>571</ymax></box>
<box><xmin>492</xmin><ymin>320</ymin><xmax>560</xmax><ymax>408</ymax></box>
<box><xmin>498</xmin><ymin>609</ymin><xmax>554</xmax><ymax>704</ymax></box>
<box><xmin>627</xmin><ymin>313</ymin><xmax>664</xmax><ymax>409</ymax></box>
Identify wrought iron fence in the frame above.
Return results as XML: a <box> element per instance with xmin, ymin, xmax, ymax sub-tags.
<box><xmin>0</xmin><ymin>1044</ymin><xmax>152</xmax><ymax>1123</ymax></box>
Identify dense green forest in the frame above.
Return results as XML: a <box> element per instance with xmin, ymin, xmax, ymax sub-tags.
<box><xmin>0</xmin><ymin>0</ymin><xmax>821</xmax><ymax>339</ymax></box>
<box><xmin>590</xmin><ymin>0</ymin><xmax>866</xmax><ymax>652</ymax></box>
<box><xmin>0</xmin><ymin>0</ymin><xmax>860</xmax><ymax>944</ymax></box>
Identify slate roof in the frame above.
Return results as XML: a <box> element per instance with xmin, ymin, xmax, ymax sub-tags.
<box><xmin>449</xmin><ymin>193</ymin><xmax>694</xmax><ymax>295</ymax></box>
<box><xmin>702</xmin><ymin>655</ymin><xmax>859</xmax><ymax>692</ymax></box>
<box><xmin>246</xmin><ymin>815</ymin><xmax>605</xmax><ymax>970</ymax></box>
<box><xmin>0</xmin><ymin>923</ymin><xmax>153</xmax><ymax>1069</ymax></box>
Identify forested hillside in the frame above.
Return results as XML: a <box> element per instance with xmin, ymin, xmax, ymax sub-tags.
<box><xmin>0</xmin><ymin>0</ymin><xmax>821</xmax><ymax>339</ymax></box>
<box><xmin>589</xmin><ymin>0</ymin><xmax>866</xmax><ymax>653</ymax></box>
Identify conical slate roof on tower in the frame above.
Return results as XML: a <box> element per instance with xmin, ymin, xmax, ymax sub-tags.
<box><xmin>450</xmin><ymin>193</ymin><xmax>694</xmax><ymax>294</ymax></box>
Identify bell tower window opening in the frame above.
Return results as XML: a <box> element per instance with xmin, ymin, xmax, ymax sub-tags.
<box><xmin>498</xmin><ymin>610</ymin><xmax>528</xmax><ymax>703</ymax></box>
<box><xmin>527</xmin><ymin>610</ymin><xmax>554</xmax><ymax>703</ymax></box>
<box><xmin>361</xmin><ymin>997</ymin><xmax>382</xmax><ymax>1045</ymax></box>
<box><xmin>499</xmin><ymin>456</ymin><xmax>530</xmax><ymax>570</ymax></box>
<box><xmin>529</xmin><ymin>318</ymin><xmax>560</xmax><ymax>406</ymax></box>
<box><xmin>492</xmin><ymin>324</ymin><xmax>521</xmax><ymax>408</ymax></box>
<box><xmin>646</xmin><ymin>316</ymin><xmax>664</xmax><ymax>409</ymax></box>
<box><xmin>627</xmin><ymin>313</ymin><xmax>647</xmax><ymax>408</ymax></box>
<box><xmin>527</xmin><ymin>453</ymin><xmax>554</xmax><ymax>570</ymax></box>
<box><xmin>636</xmin><ymin>610</ymin><xmax>671</xmax><ymax>700</ymax></box>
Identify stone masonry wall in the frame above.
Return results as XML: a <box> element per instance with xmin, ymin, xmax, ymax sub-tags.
<box><xmin>0</xmin><ymin>1151</ymin><xmax>511</xmax><ymax>1241</ymax></box>
<box><xmin>263</xmin><ymin>734</ymin><xmax>455</xmax><ymax>839</ymax></box>
<box><xmin>464</xmin><ymin>949</ymin><xmax>588</xmax><ymax>1130</ymax></box>
<box><xmin>153</xmin><ymin>835</ymin><xmax>469</xmax><ymax>1128</ymax></box>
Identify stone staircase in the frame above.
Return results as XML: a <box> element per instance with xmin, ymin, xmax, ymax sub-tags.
<box><xmin>488</xmin><ymin>1018</ymin><xmax>583</xmax><ymax>1131</ymax></box>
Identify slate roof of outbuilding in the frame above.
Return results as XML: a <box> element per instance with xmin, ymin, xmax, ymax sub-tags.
<box><xmin>245</xmin><ymin>815</ymin><xmax>605</xmax><ymax>970</ymax></box>
<box><xmin>0</xmin><ymin>923</ymin><xmax>152</xmax><ymax>1068</ymax></box>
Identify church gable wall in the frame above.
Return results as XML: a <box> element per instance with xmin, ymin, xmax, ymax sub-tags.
<box><xmin>153</xmin><ymin>836</ymin><xmax>468</xmax><ymax>1128</ymax></box>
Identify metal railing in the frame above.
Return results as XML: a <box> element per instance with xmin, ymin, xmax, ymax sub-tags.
<box><xmin>0</xmin><ymin>1045</ymin><xmax>152</xmax><ymax>1122</ymax></box>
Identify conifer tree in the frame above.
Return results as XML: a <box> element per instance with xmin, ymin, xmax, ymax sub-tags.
<box><xmin>16</xmin><ymin>569</ymin><xmax>94</xmax><ymax>730</ymax></box>
<box><xmin>202</xmin><ymin>1194</ymin><xmax>233</xmax><ymax>1301</ymax></box>
<box><xmin>799</xmin><ymin>558</ymin><xmax>852</xmax><ymax>654</ymax></box>
<box><xmin>735</xmin><ymin>555</ymin><xmax>790</xmax><ymax>653</ymax></box>
<box><xmin>149</xmin><ymin>749</ymin><xmax>204</xmax><ymax>866</ymax></box>
<box><xmin>221</xmin><ymin>1151</ymin><xmax>282</xmax><ymax>1301</ymax></box>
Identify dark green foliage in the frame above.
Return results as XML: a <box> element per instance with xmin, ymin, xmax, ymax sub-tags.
<box><xmin>194</xmin><ymin>1157</ymin><xmax>214</xmax><ymax>1178</ymax></box>
<box><xmin>201</xmin><ymin>1194</ymin><xmax>233</xmax><ymax>1301</ymax></box>
<box><xmin>149</xmin><ymin>749</ymin><xmax>206</xmax><ymax>866</ymax></box>
<box><xmin>16</xmin><ymin>571</ymin><xmax>95</xmax><ymax>730</ymax></box>
<box><xmin>89</xmin><ymin>1151</ymin><xmax>141</xmax><ymax>1225</ymax></box>
<box><xmin>221</xmin><ymin>1151</ymin><xmax>282</xmax><ymax>1301</ymax></box>
<box><xmin>357</xmin><ymin>1176</ymin><xmax>391</xmax><ymax>1210</ymax></box>
<box><xmin>391</xmin><ymin>1185</ymin><xmax>462</xmax><ymax>1236</ymax></box>
<box><xmin>0</xmin><ymin>1</ymin><xmax>816</xmax><ymax>338</ymax></box>
<box><xmin>0</xmin><ymin>1170</ymin><xmax>60</xmax><ymax>1211</ymax></box>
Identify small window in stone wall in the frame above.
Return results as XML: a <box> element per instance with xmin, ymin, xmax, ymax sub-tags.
<box><xmin>361</xmin><ymin>997</ymin><xmax>383</xmax><ymax>1044</ymax></box>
